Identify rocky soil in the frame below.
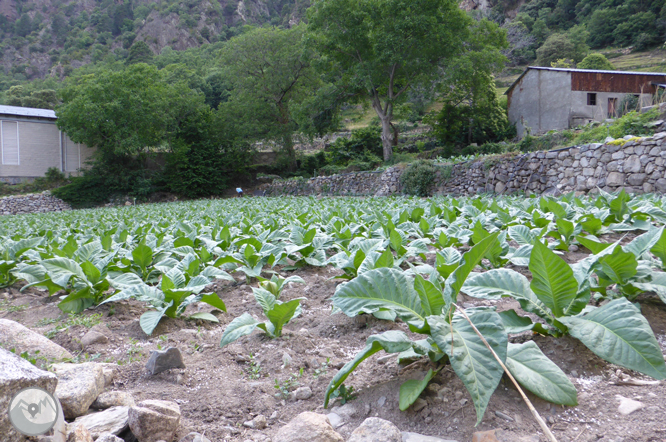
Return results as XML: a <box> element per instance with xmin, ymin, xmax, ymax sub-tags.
<box><xmin>2</xmin><ymin>256</ymin><xmax>666</xmax><ymax>442</ymax></box>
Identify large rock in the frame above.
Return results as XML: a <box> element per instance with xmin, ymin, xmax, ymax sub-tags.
<box><xmin>179</xmin><ymin>433</ymin><xmax>211</xmax><ymax>442</ymax></box>
<box><xmin>128</xmin><ymin>400</ymin><xmax>181</xmax><ymax>442</ymax></box>
<box><xmin>53</xmin><ymin>363</ymin><xmax>105</xmax><ymax>419</ymax></box>
<box><xmin>0</xmin><ymin>319</ymin><xmax>73</xmax><ymax>361</ymax></box>
<box><xmin>0</xmin><ymin>347</ymin><xmax>59</xmax><ymax>442</ymax></box>
<box><xmin>274</xmin><ymin>412</ymin><xmax>344</xmax><ymax>442</ymax></box>
<box><xmin>96</xmin><ymin>434</ymin><xmax>124</xmax><ymax>442</ymax></box>
<box><xmin>72</xmin><ymin>406</ymin><xmax>129</xmax><ymax>439</ymax></box>
<box><xmin>145</xmin><ymin>348</ymin><xmax>185</xmax><ymax>375</ymax></box>
<box><xmin>606</xmin><ymin>172</ymin><xmax>625</xmax><ymax>187</ymax></box>
<box><xmin>91</xmin><ymin>391</ymin><xmax>135</xmax><ymax>409</ymax></box>
<box><xmin>348</xmin><ymin>417</ymin><xmax>402</xmax><ymax>442</ymax></box>
<box><xmin>65</xmin><ymin>424</ymin><xmax>94</xmax><ymax>442</ymax></box>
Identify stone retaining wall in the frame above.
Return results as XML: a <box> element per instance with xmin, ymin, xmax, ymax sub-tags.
<box><xmin>263</xmin><ymin>132</ymin><xmax>666</xmax><ymax>197</ymax></box>
<box><xmin>0</xmin><ymin>192</ymin><xmax>71</xmax><ymax>216</ymax></box>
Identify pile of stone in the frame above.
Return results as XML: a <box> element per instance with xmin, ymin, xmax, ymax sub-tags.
<box><xmin>0</xmin><ymin>192</ymin><xmax>70</xmax><ymax>216</ymax></box>
<box><xmin>0</xmin><ymin>319</ymin><xmax>183</xmax><ymax>442</ymax></box>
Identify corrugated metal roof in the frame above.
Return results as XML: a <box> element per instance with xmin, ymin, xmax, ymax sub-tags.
<box><xmin>0</xmin><ymin>105</ymin><xmax>56</xmax><ymax>119</ymax></box>
<box><xmin>505</xmin><ymin>66</ymin><xmax>666</xmax><ymax>95</ymax></box>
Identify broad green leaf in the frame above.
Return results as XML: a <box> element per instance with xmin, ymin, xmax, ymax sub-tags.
<box><xmin>107</xmin><ymin>272</ymin><xmax>144</xmax><ymax>289</ymax></box>
<box><xmin>200</xmin><ymin>293</ymin><xmax>227</xmax><ymax>312</ymax></box>
<box><xmin>265</xmin><ymin>298</ymin><xmax>302</xmax><ymax>337</ymax></box>
<box><xmin>332</xmin><ymin>267</ymin><xmax>425</xmax><ymax>325</ymax></box>
<box><xmin>650</xmin><ymin>228</ymin><xmax>666</xmax><ymax>267</ymax></box>
<box><xmin>220</xmin><ymin>312</ymin><xmax>261</xmax><ymax>348</ymax></box>
<box><xmin>560</xmin><ymin>298</ymin><xmax>666</xmax><ymax>380</ymax></box>
<box><xmin>529</xmin><ymin>241</ymin><xmax>582</xmax><ymax>317</ymax></box>
<box><xmin>374</xmin><ymin>248</ymin><xmax>395</xmax><ymax>269</ymax></box>
<box><xmin>445</xmin><ymin>233</ymin><xmax>500</xmax><ymax>305</ymax></box>
<box><xmin>42</xmin><ymin>258</ymin><xmax>87</xmax><ymax>287</ymax></box>
<box><xmin>624</xmin><ymin>225</ymin><xmax>663</xmax><ymax>257</ymax></box>
<box><xmin>506</xmin><ymin>341</ymin><xmax>577</xmax><ymax>406</ymax></box>
<box><xmin>462</xmin><ymin>269</ymin><xmax>551</xmax><ymax>319</ymax></box>
<box><xmin>508</xmin><ymin>225</ymin><xmax>535</xmax><ymax>246</ymax></box>
<box><xmin>58</xmin><ymin>287</ymin><xmax>95</xmax><ymax>314</ymax></box>
<box><xmin>399</xmin><ymin>369</ymin><xmax>436</xmax><ymax>411</ymax></box>
<box><xmin>429</xmin><ymin>310</ymin><xmax>507</xmax><ymax>425</ymax></box>
<box><xmin>413</xmin><ymin>274</ymin><xmax>444</xmax><ymax>316</ymax></box>
<box><xmin>188</xmin><ymin>312</ymin><xmax>219</xmax><ymax>322</ymax></box>
<box><xmin>324</xmin><ymin>330</ymin><xmax>415</xmax><ymax>408</ymax></box>
<box><xmin>80</xmin><ymin>261</ymin><xmax>101</xmax><ymax>285</ymax></box>
<box><xmin>597</xmin><ymin>245</ymin><xmax>637</xmax><ymax>285</ymax></box>
<box><xmin>132</xmin><ymin>244</ymin><xmax>153</xmax><ymax>269</ymax></box>
<box><xmin>576</xmin><ymin>235</ymin><xmax>611</xmax><ymax>255</ymax></box>
<box><xmin>498</xmin><ymin>309</ymin><xmax>534</xmax><ymax>334</ymax></box>
<box><xmin>139</xmin><ymin>302</ymin><xmax>172</xmax><ymax>336</ymax></box>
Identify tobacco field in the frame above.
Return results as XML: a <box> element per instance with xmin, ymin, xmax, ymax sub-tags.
<box><xmin>2</xmin><ymin>193</ymin><xmax>666</xmax><ymax>441</ymax></box>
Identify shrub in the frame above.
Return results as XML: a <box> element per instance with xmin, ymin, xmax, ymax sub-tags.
<box><xmin>401</xmin><ymin>160</ymin><xmax>437</xmax><ymax>197</ymax></box>
<box><xmin>577</xmin><ymin>53</ymin><xmax>614</xmax><ymax>70</ymax></box>
<box><xmin>326</xmin><ymin>127</ymin><xmax>382</xmax><ymax>166</ymax></box>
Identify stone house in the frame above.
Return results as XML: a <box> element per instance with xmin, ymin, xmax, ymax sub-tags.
<box><xmin>0</xmin><ymin>105</ymin><xmax>95</xmax><ymax>184</ymax></box>
<box><xmin>507</xmin><ymin>67</ymin><xmax>666</xmax><ymax>138</ymax></box>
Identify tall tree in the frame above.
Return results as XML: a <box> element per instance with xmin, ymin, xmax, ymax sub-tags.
<box><xmin>219</xmin><ymin>25</ymin><xmax>319</xmax><ymax>169</ymax></box>
<box><xmin>306</xmin><ymin>0</ymin><xmax>505</xmax><ymax>161</ymax></box>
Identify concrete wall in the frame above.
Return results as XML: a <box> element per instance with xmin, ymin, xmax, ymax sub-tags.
<box><xmin>262</xmin><ymin>132</ymin><xmax>666</xmax><ymax>197</ymax></box>
<box><xmin>509</xmin><ymin>69</ymin><xmax>573</xmax><ymax>138</ymax></box>
<box><xmin>509</xmin><ymin>70</ymin><xmax>655</xmax><ymax>138</ymax></box>
<box><xmin>0</xmin><ymin>119</ymin><xmax>94</xmax><ymax>183</ymax></box>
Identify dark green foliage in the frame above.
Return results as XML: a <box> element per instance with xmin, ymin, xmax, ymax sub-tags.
<box><xmin>536</xmin><ymin>32</ymin><xmax>587</xmax><ymax>66</ymax></box>
<box><xmin>577</xmin><ymin>53</ymin><xmax>614</xmax><ymax>70</ymax></box>
<box><xmin>426</xmin><ymin>81</ymin><xmax>515</xmax><ymax>155</ymax></box>
<box><xmin>401</xmin><ymin>160</ymin><xmax>437</xmax><ymax>197</ymax></box>
<box><xmin>127</xmin><ymin>41</ymin><xmax>154</xmax><ymax>65</ymax></box>
<box><xmin>163</xmin><ymin>108</ymin><xmax>252</xmax><ymax>198</ymax></box>
<box><xmin>326</xmin><ymin>127</ymin><xmax>383</xmax><ymax>166</ymax></box>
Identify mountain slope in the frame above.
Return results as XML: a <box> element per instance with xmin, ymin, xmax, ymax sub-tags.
<box><xmin>0</xmin><ymin>0</ymin><xmax>309</xmax><ymax>82</ymax></box>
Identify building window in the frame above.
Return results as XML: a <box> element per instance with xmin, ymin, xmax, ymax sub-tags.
<box><xmin>1</xmin><ymin>121</ymin><xmax>19</xmax><ymax>165</ymax></box>
<box><xmin>587</xmin><ymin>93</ymin><xmax>597</xmax><ymax>106</ymax></box>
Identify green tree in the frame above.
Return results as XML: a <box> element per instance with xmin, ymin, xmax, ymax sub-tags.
<box><xmin>577</xmin><ymin>53</ymin><xmax>614</xmax><ymax>70</ymax></box>
<box><xmin>536</xmin><ymin>34</ymin><xmax>575</xmax><ymax>66</ymax></box>
<box><xmin>127</xmin><ymin>41</ymin><xmax>154</xmax><ymax>65</ymax></box>
<box><xmin>56</xmin><ymin>64</ymin><xmax>179</xmax><ymax>160</ymax></box>
<box><xmin>219</xmin><ymin>25</ymin><xmax>319</xmax><ymax>169</ymax></box>
<box><xmin>307</xmin><ymin>0</ymin><xmax>505</xmax><ymax>161</ymax></box>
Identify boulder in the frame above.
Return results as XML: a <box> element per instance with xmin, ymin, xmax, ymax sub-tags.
<box><xmin>80</xmin><ymin>331</ymin><xmax>108</xmax><ymax>347</ymax></box>
<box><xmin>145</xmin><ymin>348</ymin><xmax>185</xmax><ymax>375</ymax></box>
<box><xmin>274</xmin><ymin>412</ymin><xmax>344</xmax><ymax>442</ymax></box>
<box><xmin>0</xmin><ymin>347</ymin><xmax>59</xmax><ymax>442</ymax></box>
<box><xmin>91</xmin><ymin>391</ymin><xmax>135</xmax><ymax>409</ymax></box>
<box><xmin>72</xmin><ymin>406</ymin><xmax>129</xmax><ymax>439</ymax></box>
<box><xmin>348</xmin><ymin>418</ymin><xmax>402</xmax><ymax>442</ymax></box>
<box><xmin>53</xmin><ymin>363</ymin><xmax>105</xmax><ymax>419</ymax></box>
<box><xmin>606</xmin><ymin>172</ymin><xmax>625</xmax><ymax>187</ymax></box>
<box><xmin>0</xmin><ymin>319</ymin><xmax>73</xmax><ymax>361</ymax></box>
<box><xmin>65</xmin><ymin>424</ymin><xmax>94</xmax><ymax>442</ymax></box>
<box><xmin>96</xmin><ymin>434</ymin><xmax>124</xmax><ymax>442</ymax></box>
<box><xmin>128</xmin><ymin>400</ymin><xmax>181</xmax><ymax>442</ymax></box>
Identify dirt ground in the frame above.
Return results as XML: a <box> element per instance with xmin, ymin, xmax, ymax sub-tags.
<box><xmin>2</xmin><ymin>259</ymin><xmax>666</xmax><ymax>442</ymax></box>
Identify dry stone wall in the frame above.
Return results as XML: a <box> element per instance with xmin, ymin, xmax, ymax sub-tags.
<box><xmin>263</xmin><ymin>132</ymin><xmax>666</xmax><ymax>197</ymax></box>
<box><xmin>0</xmin><ymin>192</ymin><xmax>71</xmax><ymax>216</ymax></box>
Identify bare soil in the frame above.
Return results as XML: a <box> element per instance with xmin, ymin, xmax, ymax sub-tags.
<box><xmin>2</xmin><ymin>259</ymin><xmax>666</xmax><ymax>442</ymax></box>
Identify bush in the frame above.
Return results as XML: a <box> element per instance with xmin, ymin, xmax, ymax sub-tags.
<box><xmin>401</xmin><ymin>160</ymin><xmax>437</xmax><ymax>197</ymax></box>
<box><xmin>326</xmin><ymin>127</ymin><xmax>383</xmax><ymax>166</ymax></box>
<box><xmin>577</xmin><ymin>53</ymin><xmax>614</xmax><ymax>70</ymax></box>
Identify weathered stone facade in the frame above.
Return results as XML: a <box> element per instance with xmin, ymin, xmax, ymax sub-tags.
<box><xmin>0</xmin><ymin>192</ymin><xmax>71</xmax><ymax>215</ymax></box>
<box><xmin>264</xmin><ymin>132</ymin><xmax>666</xmax><ymax>197</ymax></box>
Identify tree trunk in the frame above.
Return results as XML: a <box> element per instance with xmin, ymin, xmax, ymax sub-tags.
<box><xmin>380</xmin><ymin>116</ymin><xmax>395</xmax><ymax>162</ymax></box>
<box><xmin>282</xmin><ymin>132</ymin><xmax>297</xmax><ymax>171</ymax></box>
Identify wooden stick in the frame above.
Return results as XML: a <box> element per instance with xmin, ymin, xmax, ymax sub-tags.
<box><xmin>452</xmin><ymin>303</ymin><xmax>559</xmax><ymax>442</ymax></box>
